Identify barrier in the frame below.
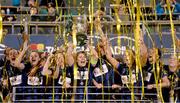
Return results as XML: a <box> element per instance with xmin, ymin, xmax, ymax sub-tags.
<box><xmin>12</xmin><ymin>86</ymin><xmax>161</xmax><ymax>102</ymax></box>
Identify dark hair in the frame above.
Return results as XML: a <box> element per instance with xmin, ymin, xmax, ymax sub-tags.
<box><xmin>30</xmin><ymin>6</ymin><xmax>38</xmax><ymax>14</ymax></box>
<box><xmin>48</xmin><ymin>2</ymin><xmax>55</xmax><ymax>8</ymax></box>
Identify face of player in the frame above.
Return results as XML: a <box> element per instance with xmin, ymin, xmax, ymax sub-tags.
<box><xmin>168</xmin><ymin>55</ymin><xmax>178</xmax><ymax>72</ymax></box>
<box><xmin>77</xmin><ymin>52</ymin><xmax>87</xmax><ymax>68</ymax></box>
<box><xmin>29</xmin><ymin>52</ymin><xmax>40</xmax><ymax>67</ymax></box>
<box><xmin>124</xmin><ymin>51</ymin><xmax>133</xmax><ymax>68</ymax></box>
<box><xmin>9</xmin><ymin>49</ymin><xmax>18</xmax><ymax>63</ymax></box>
<box><xmin>56</xmin><ymin>53</ymin><xmax>64</xmax><ymax>68</ymax></box>
<box><xmin>148</xmin><ymin>48</ymin><xmax>158</xmax><ymax>64</ymax></box>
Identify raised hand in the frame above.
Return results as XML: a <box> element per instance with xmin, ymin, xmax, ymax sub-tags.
<box><xmin>65</xmin><ymin>42</ymin><xmax>75</xmax><ymax>66</ymax></box>
<box><xmin>22</xmin><ymin>32</ymin><xmax>29</xmax><ymax>43</ymax></box>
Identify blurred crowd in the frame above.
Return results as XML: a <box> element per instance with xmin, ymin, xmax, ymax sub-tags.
<box><xmin>1</xmin><ymin>0</ymin><xmax>65</xmax><ymax>22</ymax></box>
<box><xmin>0</xmin><ymin>0</ymin><xmax>180</xmax><ymax>22</ymax></box>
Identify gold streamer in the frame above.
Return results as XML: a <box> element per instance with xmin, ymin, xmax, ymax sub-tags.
<box><xmin>152</xmin><ymin>49</ymin><xmax>164</xmax><ymax>103</ymax></box>
<box><xmin>138</xmin><ymin>6</ymin><xmax>146</xmax><ymax>99</ymax></box>
<box><xmin>133</xmin><ymin>0</ymin><xmax>142</xmax><ymax>102</ymax></box>
<box><xmin>72</xmin><ymin>33</ymin><xmax>77</xmax><ymax>103</ymax></box>
<box><xmin>72</xmin><ymin>63</ymin><xmax>78</xmax><ymax>103</ymax></box>
<box><xmin>52</xmin><ymin>75</ymin><xmax>55</xmax><ymax>103</ymax></box>
<box><xmin>153</xmin><ymin>0</ymin><xmax>157</xmax><ymax>20</ymax></box>
<box><xmin>55</xmin><ymin>0</ymin><xmax>59</xmax><ymax>13</ymax></box>
<box><xmin>166</xmin><ymin>0</ymin><xmax>176</xmax><ymax>56</ymax></box>
<box><xmin>98</xmin><ymin>1</ymin><xmax>105</xmax><ymax>101</ymax></box>
<box><xmin>71</xmin><ymin>1</ymin><xmax>78</xmax><ymax>102</ymax></box>
<box><xmin>114</xmin><ymin>0</ymin><xmax>121</xmax><ymax>60</ymax></box>
<box><xmin>0</xmin><ymin>12</ymin><xmax>3</xmax><ymax>43</ymax></box>
<box><xmin>82</xmin><ymin>0</ymin><xmax>95</xmax><ymax>102</ymax></box>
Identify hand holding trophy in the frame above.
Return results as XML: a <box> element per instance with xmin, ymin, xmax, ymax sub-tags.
<box><xmin>65</xmin><ymin>14</ymin><xmax>88</xmax><ymax>47</ymax></box>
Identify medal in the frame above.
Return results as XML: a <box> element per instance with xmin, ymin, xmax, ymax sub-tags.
<box><xmin>80</xmin><ymin>81</ymin><xmax>84</xmax><ymax>85</ymax></box>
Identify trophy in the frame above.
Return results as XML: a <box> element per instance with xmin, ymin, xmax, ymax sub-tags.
<box><xmin>75</xmin><ymin>15</ymin><xmax>88</xmax><ymax>46</ymax></box>
<box><xmin>65</xmin><ymin>15</ymin><xmax>88</xmax><ymax>47</ymax></box>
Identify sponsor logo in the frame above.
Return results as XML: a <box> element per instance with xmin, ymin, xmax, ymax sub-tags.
<box><xmin>29</xmin><ymin>43</ymin><xmax>45</xmax><ymax>52</ymax></box>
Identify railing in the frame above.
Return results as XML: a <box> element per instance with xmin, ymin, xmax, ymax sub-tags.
<box><xmin>0</xmin><ymin>5</ymin><xmax>156</xmax><ymax>14</ymax></box>
<box><xmin>1</xmin><ymin>5</ymin><xmax>179</xmax><ymax>35</ymax></box>
<box><xmin>1</xmin><ymin>5</ymin><xmax>180</xmax><ymax>20</ymax></box>
<box><xmin>12</xmin><ymin>86</ymin><xmax>162</xmax><ymax>102</ymax></box>
<box><xmin>2</xmin><ymin>20</ymin><xmax>180</xmax><ymax>35</ymax></box>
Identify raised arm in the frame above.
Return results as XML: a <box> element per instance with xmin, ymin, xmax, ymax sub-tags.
<box><xmin>65</xmin><ymin>43</ymin><xmax>74</xmax><ymax>67</ymax></box>
<box><xmin>94</xmin><ymin>10</ymin><xmax>106</xmax><ymax>36</ymax></box>
<box><xmin>94</xmin><ymin>12</ymin><xmax>112</xmax><ymax>57</ymax></box>
<box><xmin>101</xmin><ymin>35</ymin><xmax>113</xmax><ymax>57</ymax></box>
<box><xmin>94</xmin><ymin>10</ymin><xmax>120</xmax><ymax>69</ymax></box>
<box><xmin>105</xmin><ymin>51</ymin><xmax>119</xmax><ymax>69</ymax></box>
<box><xmin>103</xmin><ymin>36</ymin><xmax>119</xmax><ymax>69</ymax></box>
<box><xmin>41</xmin><ymin>54</ymin><xmax>53</xmax><ymax>76</ymax></box>
<box><xmin>98</xmin><ymin>32</ymin><xmax>118</xmax><ymax>69</ymax></box>
<box><xmin>14</xmin><ymin>37</ymin><xmax>29</xmax><ymax>70</ymax></box>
